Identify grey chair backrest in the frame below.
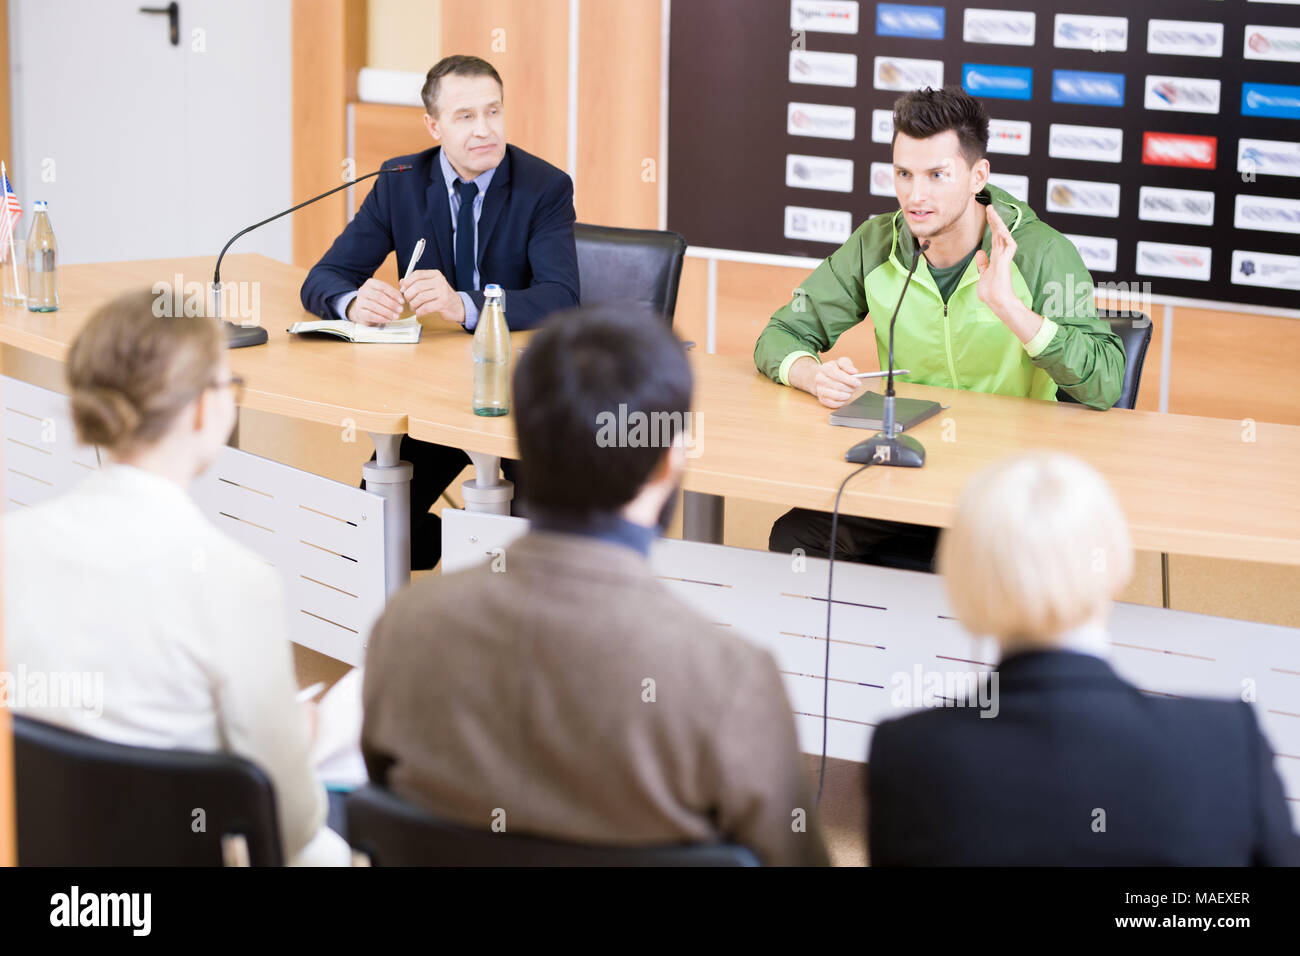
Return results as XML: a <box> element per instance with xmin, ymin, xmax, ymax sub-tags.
<box><xmin>1056</xmin><ymin>312</ymin><xmax>1153</xmax><ymax>410</ymax></box>
<box><xmin>574</xmin><ymin>223</ymin><xmax>687</xmax><ymax>325</ymax></box>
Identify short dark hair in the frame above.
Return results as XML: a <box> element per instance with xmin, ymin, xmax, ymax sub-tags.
<box><xmin>421</xmin><ymin>55</ymin><xmax>503</xmax><ymax>115</ymax></box>
<box><xmin>513</xmin><ymin>306</ymin><xmax>693</xmax><ymax>519</ymax></box>
<box><xmin>892</xmin><ymin>85</ymin><xmax>990</xmax><ymax>165</ymax></box>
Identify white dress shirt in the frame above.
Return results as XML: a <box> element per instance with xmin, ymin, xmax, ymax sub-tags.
<box><xmin>3</xmin><ymin>464</ymin><xmax>344</xmax><ymax>865</ymax></box>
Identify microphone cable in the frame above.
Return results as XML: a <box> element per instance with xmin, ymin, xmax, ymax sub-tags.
<box><xmin>817</xmin><ymin>460</ymin><xmax>872</xmax><ymax>807</ymax></box>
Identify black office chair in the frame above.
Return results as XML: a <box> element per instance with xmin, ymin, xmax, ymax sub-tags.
<box><xmin>574</xmin><ymin>223</ymin><xmax>687</xmax><ymax>325</ymax></box>
<box><xmin>12</xmin><ymin>714</ymin><xmax>283</xmax><ymax>866</ymax></box>
<box><xmin>346</xmin><ymin>784</ymin><xmax>760</xmax><ymax>867</ymax></box>
<box><xmin>1055</xmin><ymin>311</ymin><xmax>1153</xmax><ymax>410</ymax></box>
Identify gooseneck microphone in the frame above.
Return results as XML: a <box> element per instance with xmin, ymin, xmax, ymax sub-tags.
<box><xmin>846</xmin><ymin>238</ymin><xmax>931</xmax><ymax>467</ymax></box>
<box><xmin>213</xmin><ymin>165</ymin><xmax>413</xmax><ymax>348</ymax></box>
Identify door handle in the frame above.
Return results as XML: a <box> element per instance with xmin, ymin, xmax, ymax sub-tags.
<box><xmin>139</xmin><ymin>2</ymin><xmax>179</xmax><ymax>46</ymax></box>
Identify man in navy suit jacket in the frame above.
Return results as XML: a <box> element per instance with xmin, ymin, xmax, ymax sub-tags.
<box><xmin>867</xmin><ymin>453</ymin><xmax>1300</xmax><ymax>867</ymax></box>
<box><xmin>301</xmin><ymin>56</ymin><xmax>579</xmax><ymax>569</ymax></box>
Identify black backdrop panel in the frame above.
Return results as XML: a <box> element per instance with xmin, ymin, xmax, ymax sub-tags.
<box><xmin>667</xmin><ymin>0</ymin><xmax>1300</xmax><ymax>312</ymax></box>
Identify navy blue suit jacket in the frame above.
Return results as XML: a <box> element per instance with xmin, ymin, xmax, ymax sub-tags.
<box><xmin>300</xmin><ymin>144</ymin><xmax>579</xmax><ymax>330</ymax></box>
<box><xmin>867</xmin><ymin>650</ymin><xmax>1300</xmax><ymax>866</ymax></box>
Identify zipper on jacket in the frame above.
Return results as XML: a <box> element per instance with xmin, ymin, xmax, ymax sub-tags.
<box><xmin>942</xmin><ymin>302</ymin><xmax>960</xmax><ymax>389</ymax></box>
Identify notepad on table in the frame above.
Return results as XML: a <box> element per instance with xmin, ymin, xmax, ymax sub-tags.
<box><xmin>828</xmin><ymin>390</ymin><xmax>942</xmax><ymax>431</ymax></box>
<box><xmin>287</xmin><ymin>317</ymin><xmax>422</xmax><ymax>344</ymax></box>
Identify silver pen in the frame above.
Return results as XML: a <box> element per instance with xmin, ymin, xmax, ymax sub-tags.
<box><xmin>851</xmin><ymin>369</ymin><xmax>910</xmax><ymax>380</ymax></box>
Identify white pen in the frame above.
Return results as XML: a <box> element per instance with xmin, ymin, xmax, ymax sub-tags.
<box><xmin>851</xmin><ymin>369</ymin><xmax>910</xmax><ymax>380</ymax></box>
<box><xmin>404</xmin><ymin>238</ymin><xmax>426</xmax><ymax>279</ymax></box>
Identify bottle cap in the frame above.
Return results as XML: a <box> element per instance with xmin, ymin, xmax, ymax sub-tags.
<box><xmin>484</xmin><ymin>284</ymin><xmax>503</xmax><ymax>297</ymax></box>
<box><xmin>33</xmin><ymin>200</ymin><xmax>47</xmax><ymax>211</ymax></box>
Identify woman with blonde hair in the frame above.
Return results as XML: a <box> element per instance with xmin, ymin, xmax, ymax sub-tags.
<box><xmin>867</xmin><ymin>452</ymin><xmax>1298</xmax><ymax>866</ymax></box>
<box><xmin>3</xmin><ymin>289</ymin><xmax>348</xmax><ymax>866</ymax></box>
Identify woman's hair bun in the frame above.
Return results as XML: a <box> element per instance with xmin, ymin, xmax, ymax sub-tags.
<box><xmin>70</xmin><ymin>385</ymin><xmax>141</xmax><ymax>448</ymax></box>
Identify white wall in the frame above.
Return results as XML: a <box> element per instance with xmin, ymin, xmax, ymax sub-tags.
<box><xmin>7</xmin><ymin>0</ymin><xmax>291</xmax><ymax>265</ymax></box>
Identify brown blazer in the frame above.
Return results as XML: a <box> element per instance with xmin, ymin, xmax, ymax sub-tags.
<box><xmin>362</xmin><ymin>530</ymin><xmax>829</xmax><ymax>866</ymax></box>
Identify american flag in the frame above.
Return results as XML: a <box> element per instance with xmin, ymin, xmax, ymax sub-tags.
<box><xmin>0</xmin><ymin>167</ymin><xmax>22</xmax><ymax>260</ymax></box>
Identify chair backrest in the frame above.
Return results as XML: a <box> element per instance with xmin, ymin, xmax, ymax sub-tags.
<box><xmin>12</xmin><ymin>714</ymin><xmax>283</xmax><ymax>866</ymax></box>
<box><xmin>574</xmin><ymin>223</ymin><xmax>687</xmax><ymax>325</ymax></box>
<box><xmin>346</xmin><ymin>784</ymin><xmax>760</xmax><ymax>867</ymax></box>
<box><xmin>1056</xmin><ymin>312</ymin><xmax>1153</xmax><ymax>410</ymax></box>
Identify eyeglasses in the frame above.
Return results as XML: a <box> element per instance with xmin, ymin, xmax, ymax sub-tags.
<box><xmin>208</xmin><ymin>374</ymin><xmax>246</xmax><ymax>404</ymax></box>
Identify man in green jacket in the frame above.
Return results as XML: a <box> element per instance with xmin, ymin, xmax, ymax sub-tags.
<box><xmin>756</xmin><ymin>85</ymin><xmax>1126</xmax><ymax>565</ymax></box>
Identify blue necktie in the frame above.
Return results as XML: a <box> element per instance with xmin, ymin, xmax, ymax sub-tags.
<box><xmin>453</xmin><ymin>178</ymin><xmax>478</xmax><ymax>293</ymax></box>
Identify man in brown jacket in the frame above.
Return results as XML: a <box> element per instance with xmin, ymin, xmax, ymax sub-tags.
<box><xmin>361</xmin><ymin>305</ymin><xmax>829</xmax><ymax>866</ymax></box>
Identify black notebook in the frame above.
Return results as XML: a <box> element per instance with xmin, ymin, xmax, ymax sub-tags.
<box><xmin>828</xmin><ymin>390</ymin><xmax>942</xmax><ymax>431</ymax></box>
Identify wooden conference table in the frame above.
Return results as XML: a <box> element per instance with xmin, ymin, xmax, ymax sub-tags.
<box><xmin>3</xmin><ymin>255</ymin><xmax>1299</xmax><ymax>591</ymax></box>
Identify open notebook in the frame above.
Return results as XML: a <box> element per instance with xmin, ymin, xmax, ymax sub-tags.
<box><xmin>287</xmin><ymin>317</ymin><xmax>422</xmax><ymax>344</ymax></box>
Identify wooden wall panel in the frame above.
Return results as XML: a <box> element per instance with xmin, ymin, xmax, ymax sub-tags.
<box><xmin>1168</xmin><ymin>308</ymin><xmax>1300</xmax><ymax>426</ymax></box>
<box><xmin>292</xmin><ymin>0</ymin><xmax>367</xmax><ymax>268</ymax></box>
<box><xmin>439</xmin><ymin>0</ymin><xmax>569</xmax><ymax>171</ymax></box>
<box><xmin>353</xmin><ymin>103</ymin><xmax>431</xmax><ymax>206</ymax></box>
<box><xmin>575</xmin><ymin>0</ymin><xmax>660</xmax><ymax>228</ymax></box>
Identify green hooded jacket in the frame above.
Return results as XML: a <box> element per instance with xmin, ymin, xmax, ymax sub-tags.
<box><xmin>754</xmin><ymin>184</ymin><xmax>1125</xmax><ymax>410</ymax></box>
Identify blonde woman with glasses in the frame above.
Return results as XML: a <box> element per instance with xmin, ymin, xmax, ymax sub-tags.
<box><xmin>3</xmin><ymin>289</ymin><xmax>348</xmax><ymax>866</ymax></box>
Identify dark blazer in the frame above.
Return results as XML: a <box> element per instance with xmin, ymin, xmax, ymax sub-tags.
<box><xmin>300</xmin><ymin>144</ymin><xmax>579</xmax><ymax>329</ymax></box>
<box><xmin>867</xmin><ymin>650</ymin><xmax>1300</xmax><ymax>866</ymax></box>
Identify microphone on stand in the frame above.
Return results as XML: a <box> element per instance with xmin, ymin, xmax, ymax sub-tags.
<box><xmin>846</xmin><ymin>238</ymin><xmax>931</xmax><ymax>467</ymax></box>
<box><xmin>212</xmin><ymin>164</ymin><xmax>413</xmax><ymax>348</ymax></box>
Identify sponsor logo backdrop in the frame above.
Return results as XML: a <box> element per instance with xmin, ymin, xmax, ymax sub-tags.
<box><xmin>668</xmin><ymin>0</ymin><xmax>1300</xmax><ymax>309</ymax></box>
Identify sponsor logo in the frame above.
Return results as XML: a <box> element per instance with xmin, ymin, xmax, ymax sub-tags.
<box><xmin>1063</xmin><ymin>233</ymin><xmax>1118</xmax><ymax>272</ymax></box>
<box><xmin>785</xmin><ymin>205</ymin><xmax>853</xmax><ymax>243</ymax></box>
<box><xmin>1052</xmin><ymin>70</ymin><xmax>1125</xmax><ymax>107</ymax></box>
<box><xmin>875</xmin><ymin>3</ymin><xmax>944</xmax><ymax>39</ymax></box>
<box><xmin>874</xmin><ymin>56</ymin><xmax>944</xmax><ymax>91</ymax></box>
<box><xmin>1045</xmin><ymin>178</ymin><xmax>1121</xmax><ymax>217</ymax></box>
<box><xmin>872</xmin><ymin>109</ymin><xmax>894</xmax><ymax>143</ymax></box>
<box><xmin>789</xmin><ymin>50</ymin><xmax>859</xmax><ymax>88</ymax></box>
<box><xmin>1146</xmin><ymin>20</ymin><xmax>1224</xmax><ymax>57</ymax></box>
<box><xmin>1242</xmin><ymin>83</ymin><xmax>1300</xmax><ymax>120</ymax></box>
<box><xmin>1145</xmin><ymin>75</ymin><xmax>1221</xmax><ymax>114</ymax></box>
<box><xmin>786</xmin><ymin>154</ymin><xmax>855</xmax><ymax>192</ymax></box>
<box><xmin>963</xmin><ymin>9</ymin><xmax>1036</xmax><ymax>46</ymax></box>
<box><xmin>1143</xmin><ymin>132</ymin><xmax>1217</xmax><ymax>169</ymax></box>
<box><xmin>1234</xmin><ymin>194</ymin><xmax>1300</xmax><ymax>233</ymax></box>
<box><xmin>787</xmin><ymin>102</ymin><xmax>856</xmax><ymax>140</ymax></box>
<box><xmin>1135</xmin><ymin>241</ymin><xmax>1212</xmax><ymax>282</ymax></box>
<box><xmin>869</xmin><ymin>162</ymin><xmax>896</xmax><ymax>197</ymax></box>
<box><xmin>1244</xmin><ymin>24</ymin><xmax>1300</xmax><ymax>63</ymax></box>
<box><xmin>1238</xmin><ymin>138</ymin><xmax>1300</xmax><ymax>178</ymax></box>
<box><xmin>791</xmin><ymin>0</ymin><xmax>860</xmax><ymax>34</ymax></box>
<box><xmin>988</xmin><ymin>173</ymin><xmax>1028</xmax><ymax>201</ymax></box>
<box><xmin>1138</xmin><ymin>186</ymin><xmax>1216</xmax><ymax>226</ymax></box>
<box><xmin>1054</xmin><ymin>14</ymin><xmax>1128</xmax><ymax>52</ymax></box>
<box><xmin>1231</xmin><ymin>250</ymin><xmax>1300</xmax><ymax>290</ymax></box>
<box><xmin>962</xmin><ymin>63</ymin><xmax>1033</xmax><ymax>101</ymax></box>
<box><xmin>988</xmin><ymin>118</ymin><xmax>1031</xmax><ymax>155</ymax></box>
<box><xmin>1048</xmin><ymin>124</ymin><xmax>1123</xmax><ymax>163</ymax></box>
